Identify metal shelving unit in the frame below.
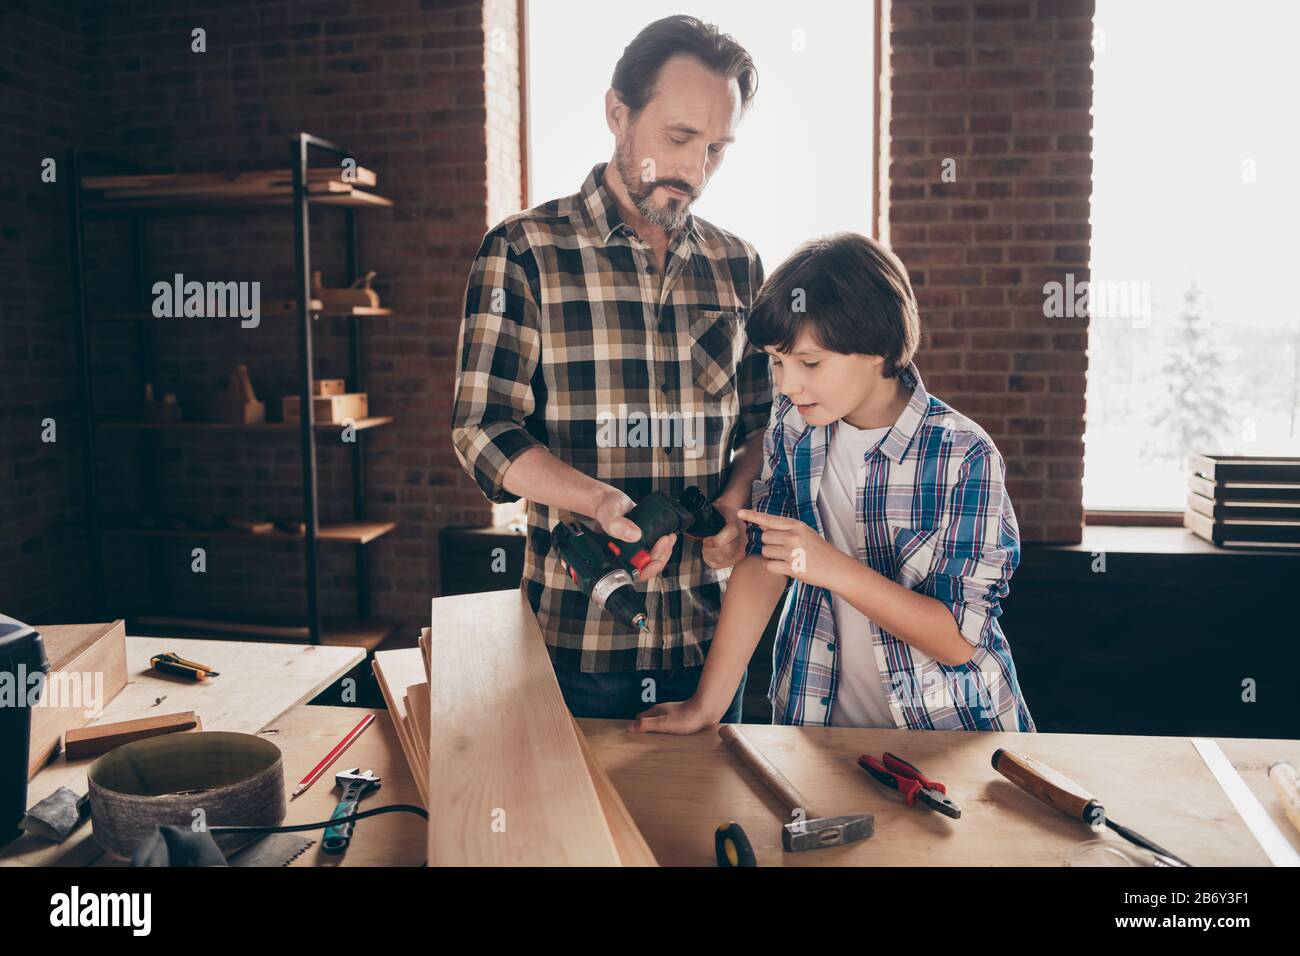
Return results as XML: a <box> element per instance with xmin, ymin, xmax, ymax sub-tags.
<box><xmin>67</xmin><ymin>133</ymin><xmax>395</xmax><ymax>648</ymax></box>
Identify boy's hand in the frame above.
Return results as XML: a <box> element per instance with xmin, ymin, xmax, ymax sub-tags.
<box><xmin>701</xmin><ymin>499</ymin><xmax>746</xmax><ymax>570</ymax></box>
<box><xmin>628</xmin><ymin>697</ymin><xmax>718</xmax><ymax>735</ymax></box>
<box><xmin>738</xmin><ymin>508</ymin><xmax>848</xmax><ymax>591</ymax></box>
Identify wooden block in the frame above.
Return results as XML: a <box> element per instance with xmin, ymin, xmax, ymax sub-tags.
<box><xmin>282</xmin><ymin>393</ymin><xmax>368</xmax><ymax>424</ymax></box>
<box><xmin>225</xmin><ymin>517</ymin><xmax>274</xmax><ymax>534</ymax></box>
<box><xmin>425</xmin><ymin>590</ymin><xmax>622</xmax><ymax>865</ymax></box>
<box><xmin>64</xmin><ymin>711</ymin><xmax>202</xmax><ymax>760</ymax></box>
<box><xmin>205</xmin><ymin>365</ymin><xmax>266</xmax><ymax>424</ymax></box>
<box><xmin>29</xmin><ymin>621</ymin><xmax>129</xmax><ymax>777</ymax></box>
<box><xmin>313</xmin><ymin>378</ymin><xmax>347</xmax><ymax>397</ymax></box>
<box><xmin>311</xmin><ymin>270</ymin><xmax>381</xmax><ymax>309</ymax></box>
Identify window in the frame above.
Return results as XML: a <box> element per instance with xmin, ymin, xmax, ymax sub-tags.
<box><xmin>525</xmin><ymin>0</ymin><xmax>876</xmax><ymax>271</ymax></box>
<box><xmin>1084</xmin><ymin>0</ymin><xmax>1300</xmax><ymax>511</ymax></box>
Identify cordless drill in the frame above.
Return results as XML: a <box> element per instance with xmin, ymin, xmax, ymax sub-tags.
<box><xmin>552</xmin><ymin>485</ymin><xmax>727</xmax><ymax>631</ymax></box>
<box><xmin>552</xmin><ymin>520</ymin><xmax>648</xmax><ymax>631</ymax></box>
<box><xmin>601</xmin><ymin>486</ymin><xmax>726</xmax><ymax>574</ymax></box>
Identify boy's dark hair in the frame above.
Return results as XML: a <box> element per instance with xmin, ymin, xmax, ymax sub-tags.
<box><xmin>611</xmin><ymin>15</ymin><xmax>758</xmax><ymax>118</ymax></box>
<box><xmin>747</xmin><ymin>232</ymin><xmax>921</xmax><ymax>379</ymax></box>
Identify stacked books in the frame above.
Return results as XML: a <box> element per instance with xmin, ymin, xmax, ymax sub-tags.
<box><xmin>1185</xmin><ymin>455</ymin><xmax>1300</xmax><ymax>549</ymax></box>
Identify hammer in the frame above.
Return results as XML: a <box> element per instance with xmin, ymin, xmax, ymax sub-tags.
<box><xmin>322</xmin><ymin>767</ymin><xmax>381</xmax><ymax>855</ymax></box>
<box><xmin>719</xmin><ymin>725</ymin><xmax>874</xmax><ymax>852</ymax></box>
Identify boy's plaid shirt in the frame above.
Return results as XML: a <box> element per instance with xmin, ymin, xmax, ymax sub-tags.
<box><xmin>746</xmin><ymin>363</ymin><xmax>1036</xmax><ymax>731</ymax></box>
<box><xmin>452</xmin><ymin>163</ymin><xmax>772</xmax><ymax>672</ymax></box>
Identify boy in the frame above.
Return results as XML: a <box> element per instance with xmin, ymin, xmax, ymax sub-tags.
<box><xmin>630</xmin><ymin>232</ymin><xmax>1035</xmax><ymax>733</ymax></box>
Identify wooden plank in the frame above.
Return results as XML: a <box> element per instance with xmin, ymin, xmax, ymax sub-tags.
<box><xmin>84</xmin><ymin>181</ymin><xmax>394</xmax><ymax>211</ymax></box>
<box><xmin>257</xmin><ymin>706</ymin><xmax>425</xmax><ymax>867</ymax></box>
<box><xmin>64</xmin><ymin>711</ymin><xmax>201</xmax><ymax>760</ymax></box>
<box><xmin>3</xmin><ymin>636</ymin><xmax>364</xmax><ymax>866</ymax></box>
<box><xmin>97</xmin><ymin>417</ymin><xmax>395</xmax><ymax>431</ymax></box>
<box><xmin>28</xmin><ymin>620</ymin><xmax>128</xmax><ymax>778</ymax></box>
<box><xmin>103</xmin><ymin>518</ymin><xmax>396</xmax><ymax>543</ymax></box>
<box><xmin>425</xmin><ymin>590</ymin><xmax>621</xmax><ymax>866</ymax></box>
<box><xmin>84</xmin><ymin>166</ymin><xmax>377</xmax><ymax>192</ymax></box>
<box><xmin>406</xmin><ymin>682</ymin><xmax>431</xmax><ymax>802</ymax></box>
<box><xmin>372</xmin><ymin>649</ymin><xmax>427</xmax><ymax>807</ymax></box>
<box><xmin>418</xmin><ymin>627</ymin><xmax>431</xmax><ymax>680</ymax></box>
<box><xmin>578</xmin><ymin>719</ymin><xmax>1300</xmax><ymax>866</ymax></box>
<box><xmin>571</xmin><ymin>715</ymin><xmax>658</xmax><ymax>866</ymax></box>
<box><xmin>312</xmin><ymin>190</ymin><xmax>394</xmax><ymax>209</ymax></box>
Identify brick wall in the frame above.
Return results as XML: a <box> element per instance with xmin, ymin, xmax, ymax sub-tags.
<box><xmin>885</xmin><ymin>0</ymin><xmax>1093</xmax><ymax>543</ymax></box>
<box><xmin>0</xmin><ymin>0</ymin><xmax>523</xmax><ymax>633</ymax></box>
<box><xmin>0</xmin><ymin>0</ymin><xmax>1092</xmax><ymax>632</ymax></box>
<box><xmin>0</xmin><ymin>2</ymin><xmax>88</xmax><ymax>622</ymax></box>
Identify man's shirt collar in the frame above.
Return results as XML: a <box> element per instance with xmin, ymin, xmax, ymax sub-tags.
<box><xmin>577</xmin><ymin>162</ymin><xmax>699</xmax><ymax>247</ymax></box>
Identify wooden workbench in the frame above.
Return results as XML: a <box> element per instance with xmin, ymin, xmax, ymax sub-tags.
<box><xmin>5</xmin><ymin>636</ymin><xmax>1297</xmax><ymax>867</ymax></box>
<box><xmin>2</xmin><ymin>637</ymin><xmax>367</xmax><ymax>866</ymax></box>
<box><xmin>577</xmin><ymin>720</ymin><xmax>1300</xmax><ymax>867</ymax></box>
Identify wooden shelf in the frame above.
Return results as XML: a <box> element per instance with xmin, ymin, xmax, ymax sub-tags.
<box><xmin>84</xmin><ymin>190</ymin><xmax>394</xmax><ymax>211</ymax></box>
<box><xmin>104</xmin><ymin>519</ymin><xmax>396</xmax><ymax>544</ymax></box>
<box><xmin>81</xmin><ymin>169</ymin><xmax>395</xmax><ymax>212</ymax></box>
<box><xmin>97</xmin><ymin>416</ymin><xmax>394</xmax><ymax>432</ymax></box>
<box><xmin>129</xmin><ymin>613</ymin><xmax>399</xmax><ymax>652</ymax></box>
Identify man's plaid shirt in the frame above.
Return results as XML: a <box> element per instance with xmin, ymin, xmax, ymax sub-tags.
<box><xmin>452</xmin><ymin>163</ymin><xmax>773</xmax><ymax>672</ymax></box>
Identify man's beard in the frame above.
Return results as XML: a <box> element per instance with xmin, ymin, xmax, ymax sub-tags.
<box><xmin>614</xmin><ymin>138</ymin><xmax>695</xmax><ymax>233</ymax></box>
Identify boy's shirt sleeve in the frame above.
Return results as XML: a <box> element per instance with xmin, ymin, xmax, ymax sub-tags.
<box><xmin>928</xmin><ymin>441</ymin><xmax>1020</xmax><ymax>648</ymax></box>
<box><xmin>451</xmin><ymin>226</ymin><xmax>548</xmax><ymax>504</ymax></box>
<box><xmin>745</xmin><ymin>402</ymin><xmax>799</xmax><ymax>557</ymax></box>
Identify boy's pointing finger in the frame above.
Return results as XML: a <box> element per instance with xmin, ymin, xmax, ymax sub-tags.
<box><xmin>737</xmin><ymin>509</ymin><xmax>797</xmax><ymax>530</ymax></box>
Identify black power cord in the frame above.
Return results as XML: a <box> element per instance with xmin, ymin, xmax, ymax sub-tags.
<box><xmin>208</xmin><ymin>803</ymin><xmax>428</xmax><ymax>835</ymax></box>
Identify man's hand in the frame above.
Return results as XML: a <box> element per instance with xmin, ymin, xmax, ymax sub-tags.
<box><xmin>628</xmin><ymin>696</ymin><xmax>719</xmax><ymax>735</ymax></box>
<box><xmin>591</xmin><ymin>486</ymin><xmax>677</xmax><ymax>581</ymax></box>
<box><xmin>738</xmin><ymin>508</ymin><xmax>848</xmax><ymax>591</ymax></box>
<box><xmin>701</xmin><ymin>498</ymin><xmax>747</xmax><ymax>570</ymax></box>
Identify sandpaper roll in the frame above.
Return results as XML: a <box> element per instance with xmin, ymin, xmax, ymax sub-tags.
<box><xmin>87</xmin><ymin>731</ymin><xmax>285</xmax><ymax>859</ymax></box>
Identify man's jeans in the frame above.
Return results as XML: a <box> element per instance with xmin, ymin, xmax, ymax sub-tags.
<box><xmin>554</xmin><ymin>664</ymin><xmax>746</xmax><ymax>723</ymax></box>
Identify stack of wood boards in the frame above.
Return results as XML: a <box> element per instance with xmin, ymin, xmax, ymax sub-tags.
<box><xmin>372</xmin><ymin>645</ymin><xmax>431</xmax><ymax>808</ymax></box>
<box><xmin>1185</xmin><ymin>455</ymin><xmax>1300</xmax><ymax>549</ymax></box>
<box><xmin>81</xmin><ymin>167</ymin><xmax>389</xmax><ymax>206</ymax></box>
<box><xmin>387</xmin><ymin>589</ymin><xmax>657</xmax><ymax>866</ymax></box>
<box><xmin>28</xmin><ymin>620</ymin><xmax>129</xmax><ymax>777</ymax></box>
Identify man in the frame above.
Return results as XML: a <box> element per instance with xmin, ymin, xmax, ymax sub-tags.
<box><xmin>452</xmin><ymin>15</ymin><xmax>773</xmax><ymax>720</ymax></box>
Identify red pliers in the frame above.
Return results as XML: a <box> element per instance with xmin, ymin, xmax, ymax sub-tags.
<box><xmin>858</xmin><ymin>752</ymin><xmax>962</xmax><ymax>819</ymax></box>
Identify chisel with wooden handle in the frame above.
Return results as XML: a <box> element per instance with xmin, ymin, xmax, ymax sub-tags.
<box><xmin>991</xmin><ymin>748</ymin><xmax>1192</xmax><ymax>867</ymax></box>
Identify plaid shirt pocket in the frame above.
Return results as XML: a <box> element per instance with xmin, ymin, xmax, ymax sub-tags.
<box><xmin>688</xmin><ymin>309</ymin><xmax>745</xmax><ymax>399</ymax></box>
<box><xmin>889</xmin><ymin>525</ymin><xmax>939</xmax><ymax>591</ymax></box>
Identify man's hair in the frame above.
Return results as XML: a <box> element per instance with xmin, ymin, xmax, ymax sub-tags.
<box><xmin>611</xmin><ymin>15</ymin><xmax>758</xmax><ymax>118</ymax></box>
<box><xmin>746</xmin><ymin>232</ymin><xmax>921</xmax><ymax>379</ymax></box>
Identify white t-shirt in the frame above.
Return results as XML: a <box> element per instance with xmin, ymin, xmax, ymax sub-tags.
<box><xmin>816</xmin><ymin>419</ymin><xmax>896</xmax><ymax>728</ymax></box>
